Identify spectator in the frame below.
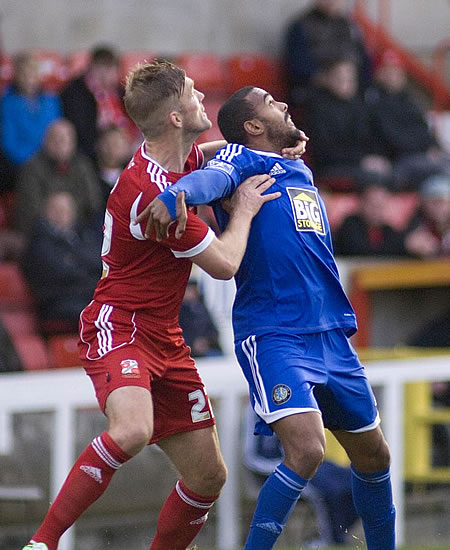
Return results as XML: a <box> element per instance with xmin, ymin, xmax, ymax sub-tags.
<box><xmin>304</xmin><ymin>58</ymin><xmax>391</xmax><ymax>190</ymax></box>
<box><xmin>404</xmin><ymin>174</ymin><xmax>450</xmax><ymax>258</ymax></box>
<box><xmin>178</xmin><ymin>281</ymin><xmax>222</xmax><ymax>358</ymax></box>
<box><xmin>284</xmin><ymin>0</ymin><xmax>372</xmax><ymax>108</ymax></box>
<box><xmin>14</xmin><ymin>118</ymin><xmax>103</xmax><ymax>237</ymax></box>
<box><xmin>366</xmin><ymin>49</ymin><xmax>450</xmax><ymax>190</ymax></box>
<box><xmin>333</xmin><ymin>179</ymin><xmax>407</xmax><ymax>257</ymax></box>
<box><xmin>0</xmin><ymin>50</ymin><xmax>61</xmax><ymax>173</ymax></box>
<box><xmin>95</xmin><ymin>124</ymin><xmax>133</xmax><ymax>208</ymax></box>
<box><xmin>60</xmin><ymin>44</ymin><xmax>138</xmax><ymax>160</ymax></box>
<box><xmin>21</xmin><ymin>191</ymin><xmax>101</xmax><ymax>335</ymax></box>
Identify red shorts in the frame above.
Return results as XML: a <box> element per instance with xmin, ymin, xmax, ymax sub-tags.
<box><xmin>78</xmin><ymin>301</ymin><xmax>215</xmax><ymax>444</ymax></box>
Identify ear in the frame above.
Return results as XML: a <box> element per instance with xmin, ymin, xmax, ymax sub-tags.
<box><xmin>168</xmin><ymin>110</ymin><xmax>183</xmax><ymax>129</ymax></box>
<box><xmin>244</xmin><ymin>119</ymin><xmax>264</xmax><ymax>137</ymax></box>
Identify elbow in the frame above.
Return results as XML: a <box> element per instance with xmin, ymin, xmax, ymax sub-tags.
<box><xmin>208</xmin><ymin>260</ymin><xmax>238</xmax><ymax>280</ymax></box>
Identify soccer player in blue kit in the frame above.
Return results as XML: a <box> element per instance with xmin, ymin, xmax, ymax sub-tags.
<box><xmin>138</xmin><ymin>86</ymin><xmax>396</xmax><ymax>549</ymax></box>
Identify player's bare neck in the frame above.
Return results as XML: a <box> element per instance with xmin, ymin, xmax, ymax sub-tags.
<box><xmin>247</xmin><ymin>137</ymin><xmax>280</xmax><ymax>155</ymax></box>
<box><xmin>144</xmin><ymin>137</ymin><xmax>192</xmax><ymax>173</ymax></box>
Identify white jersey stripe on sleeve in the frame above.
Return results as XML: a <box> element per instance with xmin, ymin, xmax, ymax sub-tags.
<box><xmin>171</xmin><ymin>227</ymin><xmax>215</xmax><ymax>258</ymax></box>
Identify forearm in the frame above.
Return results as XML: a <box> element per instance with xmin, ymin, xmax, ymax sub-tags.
<box><xmin>159</xmin><ymin>169</ymin><xmax>233</xmax><ymax>219</ymax></box>
<box><xmin>192</xmin><ymin>207</ymin><xmax>253</xmax><ymax>280</ymax></box>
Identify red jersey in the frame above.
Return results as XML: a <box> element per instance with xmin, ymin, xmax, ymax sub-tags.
<box><xmin>93</xmin><ymin>142</ymin><xmax>214</xmax><ymax>319</ymax></box>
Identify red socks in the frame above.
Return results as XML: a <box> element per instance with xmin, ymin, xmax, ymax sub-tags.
<box><xmin>150</xmin><ymin>479</ymin><xmax>219</xmax><ymax>550</ymax></box>
<box><xmin>31</xmin><ymin>431</ymin><xmax>130</xmax><ymax>550</ymax></box>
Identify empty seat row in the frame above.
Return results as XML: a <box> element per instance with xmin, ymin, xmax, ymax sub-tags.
<box><xmin>0</xmin><ymin>262</ymin><xmax>80</xmax><ymax>371</ymax></box>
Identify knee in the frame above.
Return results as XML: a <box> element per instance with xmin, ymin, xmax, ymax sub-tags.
<box><xmin>109</xmin><ymin>421</ymin><xmax>153</xmax><ymax>456</ymax></box>
<box><xmin>284</xmin><ymin>438</ymin><xmax>325</xmax><ymax>479</ymax></box>
<box><xmin>190</xmin><ymin>458</ymin><xmax>228</xmax><ymax>496</ymax></box>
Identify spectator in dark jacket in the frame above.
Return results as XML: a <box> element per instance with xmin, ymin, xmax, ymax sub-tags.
<box><xmin>333</xmin><ymin>179</ymin><xmax>407</xmax><ymax>257</ymax></box>
<box><xmin>14</xmin><ymin>118</ymin><xmax>103</xmax><ymax>237</ymax></box>
<box><xmin>284</xmin><ymin>0</ymin><xmax>372</xmax><ymax>107</ymax></box>
<box><xmin>304</xmin><ymin>58</ymin><xmax>391</xmax><ymax>190</ymax></box>
<box><xmin>21</xmin><ymin>191</ymin><xmax>102</xmax><ymax>334</ymax></box>
<box><xmin>60</xmin><ymin>45</ymin><xmax>137</xmax><ymax>161</ymax></box>
<box><xmin>366</xmin><ymin>49</ymin><xmax>450</xmax><ymax>190</ymax></box>
<box><xmin>95</xmin><ymin>124</ymin><xmax>133</xmax><ymax>209</ymax></box>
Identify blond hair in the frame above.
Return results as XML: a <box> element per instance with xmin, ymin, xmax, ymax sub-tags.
<box><xmin>124</xmin><ymin>60</ymin><xmax>185</xmax><ymax>140</ymax></box>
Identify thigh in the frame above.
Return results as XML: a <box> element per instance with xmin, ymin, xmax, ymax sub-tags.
<box><xmin>332</xmin><ymin>425</ymin><xmax>391</xmax><ymax>473</ymax></box>
<box><xmin>235</xmin><ymin>333</ymin><xmax>327</xmax><ymax>435</ymax></box>
<box><xmin>105</xmin><ymin>385</ymin><xmax>154</xmax><ymax>455</ymax></box>
<box><xmin>150</xmin><ymin>352</ymin><xmax>215</xmax><ymax>445</ymax></box>
<box><xmin>158</xmin><ymin>425</ymin><xmax>226</xmax><ymax>495</ymax></box>
<box><xmin>316</xmin><ymin>330</ymin><xmax>380</xmax><ymax>432</ymax></box>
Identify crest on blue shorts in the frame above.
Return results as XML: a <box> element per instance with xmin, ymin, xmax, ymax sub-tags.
<box><xmin>272</xmin><ymin>384</ymin><xmax>292</xmax><ymax>405</ymax></box>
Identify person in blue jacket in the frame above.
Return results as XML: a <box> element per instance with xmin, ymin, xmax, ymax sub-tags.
<box><xmin>0</xmin><ymin>51</ymin><xmax>61</xmax><ymax>168</ymax></box>
<box><xmin>137</xmin><ymin>85</ymin><xmax>396</xmax><ymax>550</ymax></box>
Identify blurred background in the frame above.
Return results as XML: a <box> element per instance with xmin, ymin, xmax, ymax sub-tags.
<box><xmin>0</xmin><ymin>0</ymin><xmax>449</xmax><ymax>549</ymax></box>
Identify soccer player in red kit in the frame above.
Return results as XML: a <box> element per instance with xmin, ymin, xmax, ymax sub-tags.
<box><xmin>22</xmin><ymin>61</ymin><xmax>303</xmax><ymax>550</ymax></box>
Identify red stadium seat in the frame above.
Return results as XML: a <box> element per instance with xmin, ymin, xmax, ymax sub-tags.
<box><xmin>226</xmin><ymin>53</ymin><xmax>285</xmax><ymax>99</ymax></box>
<box><xmin>0</xmin><ymin>263</ymin><xmax>34</xmax><ymax>310</ymax></box>
<box><xmin>48</xmin><ymin>334</ymin><xmax>80</xmax><ymax>369</ymax></box>
<box><xmin>176</xmin><ymin>53</ymin><xmax>227</xmax><ymax>97</ymax></box>
<box><xmin>12</xmin><ymin>334</ymin><xmax>49</xmax><ymax>370</ymax></box>
<box><xmin>66</xmin><ymin>50</ymin><xmax>91</xmax><ymax>78</ymax></box>
<box><xmin>324</xmin><ymin>193</ymin><xmax>360</xmax><ymax>231</ymax></box>
<box><xmin>120</xmin><ymin>51</ymin><xmax>155</xmax><ymax>84</ymax></box>
<box><xmin>34</xmin><ymin>50</ymin><xmax>69</xmax><ymax>92</ymax></box>
<box><xmin>0</xmin><ymin>53</ymin><xmax>13</xmax><ymax>91</ymax></box>
<box><xmin>0</xmin><ymin>310</ymin><xmax>38</xmax><ymax>336</ymax></box>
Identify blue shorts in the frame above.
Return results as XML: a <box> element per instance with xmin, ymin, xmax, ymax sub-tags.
<box><xmin>235</xmin><ymin>329</ymin><xmax>379</xmax><ymax>435</ymax></box>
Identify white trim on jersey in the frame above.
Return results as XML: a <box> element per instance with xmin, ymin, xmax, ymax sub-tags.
<box><xmin>92</xmin><ymin>436</ymin><xmax>123</xmax><ymax>469</ymax></box>
<box><xmin>147</xmin><ymin>161</ymin><xmax>169</xmax><ymax>192</ymax></box>
<box><xmin>248</xmin><ymin>148</ymin><xmax>284</xmax><ymax>159</ymax></box>
<box><xmin>216</xmin><ymin>143</ymin><xmax>243</xmax><ymax>163</ymax></box>
<box><xmin>171</xmin><ymin>227</ymin><xmax>215</xmax><ymax>258</ymax></box>
<box><xmin>129</xmin><ymin>193</ymin><xmax>146</xmax><ymax>240</ymax></box>
<box><xmin>241</xmin><ymin>335</ymin><xmax>270</xmax><ymax>413</ymax></box>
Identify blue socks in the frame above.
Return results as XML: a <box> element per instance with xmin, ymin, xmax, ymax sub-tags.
<box><xmin>244</xmin><ymin>463</ymin><xmax>307</xmax><ymax>550</ymax></box>
<box><xmin>351</xmin><ymin>466</ymin><xmax>396</xmax><ymax>550</ymax></box>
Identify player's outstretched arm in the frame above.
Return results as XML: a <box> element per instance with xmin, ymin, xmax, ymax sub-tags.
<box><xmin>191</xmin><ymin>174</ymin><xmax>279</xmax><ymax>280</ymax></box>
<box><xmin>135</xmin><ymin>168</ymin><xmax>234</xmax><ymax>241</ymax></box>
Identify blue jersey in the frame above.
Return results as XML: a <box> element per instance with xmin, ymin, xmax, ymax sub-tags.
<box><xmin>159</xmin><ymin>145</ymin><xmax>357</xmax><ymax>341</ymax></box>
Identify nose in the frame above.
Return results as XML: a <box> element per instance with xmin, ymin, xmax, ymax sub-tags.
<box><xmin>196</xmin><ymin>89</ymin><xmax>205</xmax><ymax>102</ymax></box>
<box><xmin>277</xmin><ymin>101</ymin><xmax>288</xmax><ymax>112</ymax></box>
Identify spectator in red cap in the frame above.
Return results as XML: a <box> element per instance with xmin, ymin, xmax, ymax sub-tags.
<box><xmin>366</xmin><ymin>49</ymin><xmax>450</xmax><ymax>190</ymax></box>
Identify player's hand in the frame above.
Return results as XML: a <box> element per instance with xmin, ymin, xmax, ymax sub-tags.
<box><xmin>229</xmin><ymin>174</ymin><xmax>280</xmax><ymax>218</ymax></box>
<box><xmin>135</xmin><ymin>192</ymin><xmax>187</xmax><ymax>241</ymax></box>
<box><xmin>281</xmin><ymin>130</ymin><xmax>309</xmax><ymax>160</ymax></box>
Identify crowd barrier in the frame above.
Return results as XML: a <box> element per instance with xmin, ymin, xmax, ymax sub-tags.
<box><xmin>1</xmin><ymin>353</ymin><xmax>449</xmax><ymax>549</ymax></box>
